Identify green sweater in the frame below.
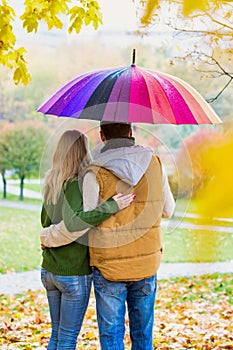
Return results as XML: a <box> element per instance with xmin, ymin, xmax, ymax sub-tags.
<box><xmin>41</xmin><ymin>177</ymin><xmax>119</xmax><ymax>276</ymax></box>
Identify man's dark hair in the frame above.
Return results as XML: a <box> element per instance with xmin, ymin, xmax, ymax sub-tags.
<box><xmin>100</xmin><ymin>122</ymin><xmax>132</xmax><ymax>140</ymax></box>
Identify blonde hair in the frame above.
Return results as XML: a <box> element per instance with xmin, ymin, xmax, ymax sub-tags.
<box><xmin>43</xmin><ymin>130</ymin><xmax>92</xmax><ymax>204</ymax></box>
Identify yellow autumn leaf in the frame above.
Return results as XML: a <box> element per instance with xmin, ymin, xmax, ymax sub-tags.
<box><xmin>196</xmin><ymin>133</ymin><xmax>233</xmax><ymax>217</ymax></box>
<box><xmin>21</xmin><ymin>17</ymin><xmax>39</xmax><ymax>33</ymax></box>
<box><xmin>0</xmin><ymin>0</ymin><xmax>102</xmax><ymax>85</ymax></box>
<box><xmin>140</xmin><ymin>0</ymin><xmax>159</xmax><ymax>26</ymax></box>
<box><xmin>183</xmin><ymin>0</ymin><xmax>209</xmax><ymax>15</ymax></box>
<box><xmin>84</xmin><ymin>330</ymin><xmax>96</xmax><ymax>340</ymax></box>
<box><xmin>140</xmin><ymin>0</ymin><xmax>230</xmax><ymax>25</ymax></box>
<box><xmin>69</xmin><ymin>6</ymin><xmax>85</xmax><ymax>20</ymax></box>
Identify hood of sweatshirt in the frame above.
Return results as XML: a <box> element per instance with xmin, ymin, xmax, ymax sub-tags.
<box><xmin>92</xmin><ymin>145</ymin><xmax>154</xmax><ymax>186</ymax></box>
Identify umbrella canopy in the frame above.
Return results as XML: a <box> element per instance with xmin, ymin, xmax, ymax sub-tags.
<box><xmin>38</xmin><ymin>63</ymin><xmax>222</xmax><ymax>125</ymax></box>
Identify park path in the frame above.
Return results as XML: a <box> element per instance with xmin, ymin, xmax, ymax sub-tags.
<box><xmin>1</xmin><ymin>261</ymin><xmax>233</xmax><ymax>295</ymax></box>
<box><xmin>0</xmin><ymin>199</ymin><xmax>41</xmax><ymax>211</ymax></box>
<box><xmin>0</xmin><ymin>178</ymin><xmax>42</xmax><ymax>199</ymax></box>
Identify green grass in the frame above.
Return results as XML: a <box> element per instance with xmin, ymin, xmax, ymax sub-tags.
<box><xmin>0</xmin><ymin>207</ymin><xmax>42</xmax><ymax>273</ymax></box>
<box><xmin>22</xmin><ymin>183</ymin><xmax>42</xmax><ymax>192</ymax></box>
<box><xmin>162</xmin><ymin>227</ymin><xmax>233</xmax><ymax>262</ymax></box>
<box><xmin>5</xmin><ymin>183</ymin><xmax>42</xmax><ymax>193</ymax></box>
<box><xmin>0</xmin><ymin>204</ymin><xmax>233</xmax><ymax>273</ymax></box>
<box><xmin>174</xmin><ymin>198</ymin><xmax>198</xmax><ymax>213</ymax></box>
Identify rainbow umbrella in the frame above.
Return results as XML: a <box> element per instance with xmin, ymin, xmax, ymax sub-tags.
<box><xmin>38</xmin><ymin>52</ymin><xmax>221</xmax><ymax>124</ymax></box>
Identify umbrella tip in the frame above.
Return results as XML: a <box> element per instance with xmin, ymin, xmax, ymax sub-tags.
<box><xmin>131</xmin><ymin>48</ymin><xmax>136</xmax><ymax>67</ymax></box>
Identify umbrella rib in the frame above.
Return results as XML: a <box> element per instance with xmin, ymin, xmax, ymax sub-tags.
<box><xmin>79</xmin><ymin>68</ymin><xmax>128</xmax><ymax>121</ymax></box>
<box><xmin>139</xmin><ymin>68</ymin><xmax>177</xmax><ymax>124</ymax></box>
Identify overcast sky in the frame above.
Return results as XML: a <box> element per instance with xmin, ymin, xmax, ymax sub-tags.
<box><xmin>98</xmin><ymin>0</ymin><xmax>139</xmax><ymax>31</ymax></box>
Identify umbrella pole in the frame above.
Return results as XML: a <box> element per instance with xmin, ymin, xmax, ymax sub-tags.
<box><xmin>132</xmin><ymin>48</ymin><xmax>136</xmax><ymax>66</ymax></box>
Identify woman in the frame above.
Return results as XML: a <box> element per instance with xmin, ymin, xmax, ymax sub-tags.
<box><xmin>41</xmin><ymin>129</ymin><xmax>134</xmax><ymax>350</ymax></box>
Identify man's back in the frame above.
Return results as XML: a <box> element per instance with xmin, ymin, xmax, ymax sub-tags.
<box><xmin>87</xmin><ymin>155</ymin><xmax>163</xmax><ymax>281</ymax></box>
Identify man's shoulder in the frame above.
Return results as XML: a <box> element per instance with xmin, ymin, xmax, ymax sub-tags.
<box><xmin>149</xmin><ymin>155</ymin><xmax>163</xmax><ymax>173</ymax></box>
<box><xmin>151</xmin><ymin>154</ymin><xmax>161</xmax><ymax>163</ymax></box>
<box><xmin>84</xmin><ymin>164</ymin><xmax>100</xmax><ymax>176</ymax></box>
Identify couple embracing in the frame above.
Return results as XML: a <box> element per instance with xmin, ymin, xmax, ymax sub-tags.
<box><xmin>40</xmin><ymin>122</ymin><xmax>175</xmax><ymax>350</ymax></box>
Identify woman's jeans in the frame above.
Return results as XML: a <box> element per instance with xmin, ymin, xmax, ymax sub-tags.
<box><xmin>41</xmin><ymin>268</ymin><xmax>92</xmax><ymax>350</ymax></box>
<box><xmin>93</xmin><ymin>268</ymin><xmax>157</xmax><ymax>350</ymax></box>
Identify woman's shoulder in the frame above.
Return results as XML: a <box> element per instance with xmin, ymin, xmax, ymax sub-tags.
<box><xmin>66</xmin><ymin>176</ymin><xmax>79</xmax><ymax>184</ymax></box>
<box><xmin>63</xmin><ymin>176</ymin><xmax>82</xmax><ymax>193</ymax></box>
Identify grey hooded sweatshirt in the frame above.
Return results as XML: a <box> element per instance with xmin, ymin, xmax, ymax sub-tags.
<box><xmin>83</xmin><ymin>138</ymin><xmax>175</xmax><ymax>218</ymax></box>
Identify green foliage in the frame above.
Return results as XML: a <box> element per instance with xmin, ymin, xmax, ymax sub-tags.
<box><xmin>4</xmin><ymin>122</ymin><xmax>49</xmax><ymax>178</ymax></box>
<box><xmin>0</xmin><ymin>131</ymin><xmax>9</xmax><ymax>172</ymax></box>
<box><xmin>0</xmin><ymin>0</ymin><xmax>102</xmax><ymax>85</ymax></box>
<box><xmin>1</xmin><ymin>122</ymin><xmax>50</xmax><ymax>199</ymax></box>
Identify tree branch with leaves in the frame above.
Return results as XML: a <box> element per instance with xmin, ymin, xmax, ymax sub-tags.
<box><xmin>0</xmin><ymin>0</ymin><xmax>102</xmax><ymax>85</ymax></box>
<box><xmin>137</xmin><ymin>0</ymin><xmax>233</xmax><ymax>101</ymax></box>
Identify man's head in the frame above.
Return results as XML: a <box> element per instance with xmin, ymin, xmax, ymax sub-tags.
<box><xmin>100</xmin><ymin>122</ymin><xmax>132</xmax><ymax>141</ymax></box>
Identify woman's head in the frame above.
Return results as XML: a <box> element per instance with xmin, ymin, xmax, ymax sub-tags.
<box><xmin>53</xmin><ymin>130</ymin><xmax>90</xmax><ymax>181</ymax></box>
<box><xmin>44</xmin><ymin>130</ymin><xmax>91</xmax><ymax>204</ymax></box>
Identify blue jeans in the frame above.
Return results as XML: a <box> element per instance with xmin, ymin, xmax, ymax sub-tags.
<box><xmin>41</xmin><ymin>268</ymin><xmax>92</xmax><ymax>350</ymax></box>
<box><xmin>93</xmin><ymin>268</ymin><xmax>157</xmax><ymax>350</ymax></box>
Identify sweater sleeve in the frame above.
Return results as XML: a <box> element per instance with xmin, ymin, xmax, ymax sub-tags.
<box><xmin>62</xmin><ymin>178</ymin><xmax>119</xmax><ymax>232</ymax></box>
<box><xmin>41</xmin><ymin>204</ymin><xmax>52</xmax><ymax>228</ymax></box>
<box><xmin>161</xmin><ymin>164</ymin><xmax>175</xmax><ymax>218</ymax></box>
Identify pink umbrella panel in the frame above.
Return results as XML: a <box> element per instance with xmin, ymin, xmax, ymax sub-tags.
<box><xmin>38</xmin><ymin>65</ymin><xmax>222</xmax><ymax>125</ymax></box>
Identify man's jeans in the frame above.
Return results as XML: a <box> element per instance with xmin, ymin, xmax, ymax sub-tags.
<box><xmin>93</xmin><ymin>268</ymin><xmax>157</xmax><ymax>350</ymax></box>
<box><xmin>41</xmin><ymin>268</ymin><xmax>92</xmax><ymax>350</ymax></box>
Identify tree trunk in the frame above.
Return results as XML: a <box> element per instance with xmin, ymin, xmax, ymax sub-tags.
<box><xmin>1</xmin><ymin>171</ymin><xmax>7</xmax><ymax>198</ymax></box>
<box><xmin>19</xmin><ymin>175</ymin><xmax>25</xmax><ymax>201</ymax></box>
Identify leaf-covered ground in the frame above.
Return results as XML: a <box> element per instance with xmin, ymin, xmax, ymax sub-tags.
<box><xmin>0</xmin><ymin>273</ymin><xmax>232</xmax><ymax>349</ymax></box>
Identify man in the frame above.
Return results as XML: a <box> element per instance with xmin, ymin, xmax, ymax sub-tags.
<box><xmin>41</xmin><ymin>122</ymin><xmax>175</xmax><ymax>350</ymax></box>
<box><xmin>82</xmin><ymin>122</ymin><xmax>174</xmax><ymax>350</ymax></box>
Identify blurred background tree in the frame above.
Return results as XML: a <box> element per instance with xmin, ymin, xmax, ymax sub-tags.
<box><xmin>2</xmin><ymin>122</ymin><xmax>50</xmax><ymax>200</ymax></box>
<box><xmin>0</xmin><ymin>129</ymin><xmax>10</xmax><ymax>198</ymax></box>
<box><xmin>172</xmin><ymin>127</ymin><xmax>224</xmax><ymax>198</ymax></box>
<box><xmin>196</xmin><ymin>122</ymin><xmax>233</xmax><ymax>217</ymax></box>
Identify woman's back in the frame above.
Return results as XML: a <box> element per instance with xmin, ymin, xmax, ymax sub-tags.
<box><xmin>41</xmin><ymin>177</ymin><xmax>91</xmax><ymax>276</ymax></box>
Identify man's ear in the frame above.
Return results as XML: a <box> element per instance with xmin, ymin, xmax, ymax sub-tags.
<box><xmin>100</xmin><ymin>130</ymin><xmax>106</xmax><ymax>142</ymax></box>
<box><xmin>129</xmin><ymin>128</ymin><xmax>133</xmax><ymax>138</ymax></box>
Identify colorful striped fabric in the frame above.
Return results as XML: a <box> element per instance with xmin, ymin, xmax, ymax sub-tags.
<box><xmin>38</xmin><ymin>65</ymin><xmax>222</xmax><ymax>124</ymax></box>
